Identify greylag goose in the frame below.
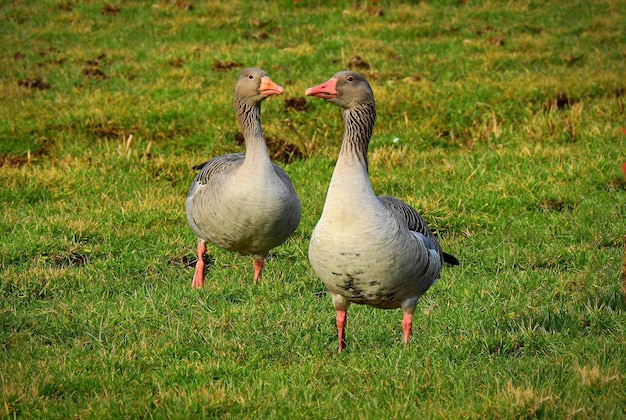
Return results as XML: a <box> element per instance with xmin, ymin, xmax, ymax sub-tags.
<box><xmin>306</xmin><ymin>71</ymin><xmax>459</xmax><ymax>352</ymax></box>
<box><xmin>186</xmin><ymin>68</ymin><xmax>301</xmax><ymax>288</ymax></box>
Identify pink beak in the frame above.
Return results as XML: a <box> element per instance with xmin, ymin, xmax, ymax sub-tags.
<box><xmin>305</xmin><ymin>77</ymin><xmax>338</xmax><ymax>99</ymax></box>
<box><xmin>259</xmin><ymin>76</ymin><xmax>284</xmax><ymax>96</ymax></box>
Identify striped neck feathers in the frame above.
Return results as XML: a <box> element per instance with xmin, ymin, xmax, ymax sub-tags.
<box><xmin>339</xmin><ymin>102</ymin><xmax>376</xmax><ymax>169</ymax></box>
<box><xmin>235</xmin><ymin>96</ymin><xmax>264</xmax><ymax>142</ymax></box>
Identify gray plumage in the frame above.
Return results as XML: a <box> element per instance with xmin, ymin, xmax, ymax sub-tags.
<box><xmin>185</xmin><ymin>68</ymin><xmax>301</xmax><ymax>288</ymax></box>
<box><xmin>378</xmin><ymin>195</ymin><xmax>459</xmax><ymax>266</ymax></box>
<box><xmin>305</xmin><ymin>71</ymin><xmax>458</xmax><ymax>351</ymax></box>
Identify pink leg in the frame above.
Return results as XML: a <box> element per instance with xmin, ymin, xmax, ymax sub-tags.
<box><xmin>253</xmin><ymin>256</ymin><xmax>264</xmax><ymax>285</ymax></box>
<box><xmin>336</xmin><ymin>309</ymin><xmax>347</xmax><ymax>353</ymax></box>
<box><xmin>191</xmin><ymin>241</ymin><xmax>207</xmax><ymax>289</ymax></box>
<box><xmin>402</xmin><ymin>312</ymin><xmax>413</xmax><ymax>344</ymax></box>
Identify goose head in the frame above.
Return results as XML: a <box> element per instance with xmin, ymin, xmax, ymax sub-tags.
<box><xmin>305</xmin><ymin>71</ymin><xmax>374</xmax><ymax>109</ymax></box>
<box><xmin>235</xmin><ymin>68</ymin><xmax>284</xmax><ymax>104</ymax></box>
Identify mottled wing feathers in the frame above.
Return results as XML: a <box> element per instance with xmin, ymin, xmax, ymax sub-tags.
<box><xmin>191</xmin><ymin>153</ymin><xmax>294</xmax><ymax>189</ymax></box>
<box><xmin>193</xmin><ymin>153</ymin><xmax>245</xmax><ymax>184</ymax></box>
<box><xmin>378</xmin><ymin>195</ymin><xmax>459</xmax><ymax>266</ymax></box>
<box><xmin>188</xmin><ymin>153</ymin><xmax>299</xmax><ymax>206</ymax></box>
<box><xmin>187</xmin><ymin>153</ymin><xmax>245</xmax><ymax>198</ymax></box>
<box><xmin>378</xmin><ymin>196</ymin><xmax>434</xmax><ymax>237</ymax></box>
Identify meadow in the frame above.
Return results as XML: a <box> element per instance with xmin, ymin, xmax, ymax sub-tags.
<box><xmin>1</xmin><ymin>0</ymin><xmax>625</xmax><ymax>417</ymax></box>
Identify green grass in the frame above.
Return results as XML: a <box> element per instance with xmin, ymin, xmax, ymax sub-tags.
<box><xmin>2</xmin><ymin>0</ymin><xmax>626</xmax><ymax>417</ymax></box>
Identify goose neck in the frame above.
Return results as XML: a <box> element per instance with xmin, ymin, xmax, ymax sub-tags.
<box><xmin>235</xmin><ymin>97</ymin><xmax>270</xmax><ymax>159</ymax></box>
<box><xmin>235</xmin><ymin>98</ymin><xmax>263</xmax><ymax>139</ymax></box>
<box><xmin>337</xmin><ymin>103</ymin><xmax>376</xmax><ymax>169</ymax></box>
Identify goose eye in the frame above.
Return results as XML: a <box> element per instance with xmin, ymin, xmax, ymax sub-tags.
<box><xmin>347</xmin><ymin>75</ymin><xmax>354</xmax><ymax>82</ymax></box>
<box><xmin>248</xmin><ymin>74</ymin><xmax>254</xmax><ymax>79</ymax></box>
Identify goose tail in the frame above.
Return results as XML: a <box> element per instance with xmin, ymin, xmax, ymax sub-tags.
<box><xmin>443</xmin><ymin>252</ymin><xmax>460</xmax><ymax>266</ymax></box>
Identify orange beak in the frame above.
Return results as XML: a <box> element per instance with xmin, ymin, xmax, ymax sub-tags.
<box><xmin>305</xmin><ymin>77</ymin><xmax>338</xmax><ymax>99</ymax></box>
<box><xmin>259</xmin><ymin>76</ymin><xmax>284</xmax><ymax>96</ymax></box>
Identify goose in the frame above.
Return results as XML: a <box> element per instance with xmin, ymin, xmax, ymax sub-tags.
<box><xmin>305</xmin><ymin>71</ymin><xmax>459</xmax><ymax>352</ymax></box>
<box><xmin>186</xmin><ymin>68</ymin><xmax>301</xmax><ymax>289</ymax></box>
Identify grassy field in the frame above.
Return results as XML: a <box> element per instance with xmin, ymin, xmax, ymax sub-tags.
<box><xmin>1</xmin><ymin>0</ymin><xmax>626</xmax><ymax>417</ymax></box>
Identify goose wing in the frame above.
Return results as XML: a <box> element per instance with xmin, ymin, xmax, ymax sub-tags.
<box><xmin>378</xmin><ymin>195</ymin><xmax>459</xmax><ymax>265</ymax></box>
<box><xmin>187</xmin><ymin>153</ymin><xmax>245</xmax><ymax>198</ymax></box>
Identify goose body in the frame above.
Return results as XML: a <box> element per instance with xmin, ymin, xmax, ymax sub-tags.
<box><xmin>306</xmin><ymin>71</ymin><xmax>458</xmax><ymax>351</ymax></box>
<box><xmin>186</xmin><ymin>68</ymin><xmax>301</xmax><ymax>288</ymax></box>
